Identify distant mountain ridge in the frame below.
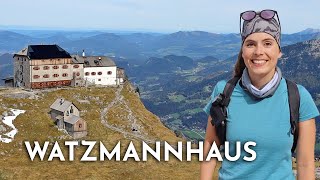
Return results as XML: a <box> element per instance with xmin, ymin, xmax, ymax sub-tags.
<box><xmin>61</xmin><ymin>33</ymin><xmax>142</xmax><ymax>58</ymax></box>
<box><xmin>279</xmin><ymin>39</ymin><xmax>320</xmax><ymax>93</ymax></box>
<box><xmin>1</xmin><ymin>28</ymin><xmax>320</xmax><ymax>59</ymax></box>
<box><xmin>0</xmin><ymin>53</ymin><xmax>13</xmax><ymax>85</ymax></box>
<box><xmin>297</xmin><ymin>28</ymin><xmax>320</xmax><ymax>35</ymax></box>
<box><xmin>0</xmin><ymin>53</ymin><xmax>12</xmax><ymax>65</ymax></box>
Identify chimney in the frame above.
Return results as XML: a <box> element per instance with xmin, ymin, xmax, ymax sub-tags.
<box><xmin>98</xmin><ymin>57</ymin><xmax>102</xmax><ymax>64</ymax></box>
<box><xmin>60</xmin><ymin>98</ymin><xmax>64</xmax><ymax>105</ymax></box>
<box><xmin>82</xmin><ymin>49</ymin><xmax>85</xmax><ymax>57</ymax></box>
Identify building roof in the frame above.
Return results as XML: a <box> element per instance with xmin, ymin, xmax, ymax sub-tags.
<box><xmin>1</xmin><ymin>77</ymin><xmax>14</xmax><ymax>81</ymax></box>
<box><xmin>71</xmin><ymin>55</ymin><xmax>116</xmax><ymax>67</ymax></box>
<box><xmin>56</xmin><ymin>115</ymin><xmax>63</xmax><ymax>120</ymax></box>
<box><xmin>15</xmin><ymin>47</ymin><xmax>28</xmax><ymax>56</ymax></box>
<box><xmin>64</xmin><ymin>115</ymin><xmax>81</xmax><ymax>125</ymax></box>
<box><xmin>14</xmin><ymin>45</ymin><xmax>71</xmax><ymax>59</ymax></box>
<box><xmin>50</xmin><ymin>98</ymin><xmax>74</xmax><ymax>112</ymax></box>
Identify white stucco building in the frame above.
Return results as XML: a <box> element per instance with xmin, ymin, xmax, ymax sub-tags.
<box><xmin>72</xmin><ymin>55</ymin><xmax>121</xmax><ymax>86</ymax></box>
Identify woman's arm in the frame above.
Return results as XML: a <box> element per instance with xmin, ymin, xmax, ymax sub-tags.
<box><xmin>200</xmin><ymin>115</ymin><xmax>221</xmax><ymax>180</ymax></box>
<box><xmin>296</xmin><ymin>118</ymin><xmax>316</xmax><ymax>180</ymax></box>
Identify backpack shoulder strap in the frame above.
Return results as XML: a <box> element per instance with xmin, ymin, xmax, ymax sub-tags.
<box><xmin>209</xmin><ymin>76</ymin><xmax>240</xmax><ymax>144</ymax></box>
<box><xmin>285</xmin><ymin>79</ymin><xmax>300</xmax><ymax>154</ymax></box>
<box><xmin>220</xmin><ymin>76</ymin><xmax>241</xmax><ymax>106</ymax></box>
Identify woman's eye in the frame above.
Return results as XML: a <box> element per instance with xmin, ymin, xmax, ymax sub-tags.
<box><xmin>246</xmin><ymin>43</ymin><xmax>254</xmax><ymax>47</ymax></box>
<box><xmin>265</xmin><ymin>42</ymin><xmax>272</xmax><ymax>46</ymax></box>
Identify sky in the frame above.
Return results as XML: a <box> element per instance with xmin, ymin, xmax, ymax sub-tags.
<box><xmin>1</xmin><ymin>0</ymin><xmax>320</xmax><ymax>34</ymax></box>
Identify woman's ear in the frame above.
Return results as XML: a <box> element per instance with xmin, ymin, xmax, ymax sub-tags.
<box><xmin>278</xmin><ymin>52</ymin><xmax>283</xmax><ymax>59</ymax></box>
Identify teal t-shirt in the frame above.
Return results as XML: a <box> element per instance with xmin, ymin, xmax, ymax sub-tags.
<box><xmin>203</xmin><ymin>78</ymin><xmax>319</xmax><ymax>180</ymax></box>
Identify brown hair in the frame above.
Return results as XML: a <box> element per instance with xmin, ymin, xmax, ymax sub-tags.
<box><xmin>233</xmin><ymin>49</ymin><xmax>246</xmax><ymax>77</ymax></box>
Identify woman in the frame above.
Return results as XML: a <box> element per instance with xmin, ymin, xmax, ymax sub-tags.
<box><xmin>200</xmin><ymin>10</ymin><xmax>319</xmax><ymax>180</ymax></box>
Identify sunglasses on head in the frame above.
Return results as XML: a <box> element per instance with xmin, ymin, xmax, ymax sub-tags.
<box><xmin>240</xmin><ymin>9</ymin><xmax>281</xmax><ymax>35</ymax></box>
<box><xmin>241</xmin><ymin>9</ymin><xmax>277</xmax><ymax>21</ymax></box>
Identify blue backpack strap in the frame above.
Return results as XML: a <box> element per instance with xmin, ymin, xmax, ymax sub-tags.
<box><xmin>285</xmin><ymin>79</ymin><xmax>300</xmax><ymax>154</ymax></box>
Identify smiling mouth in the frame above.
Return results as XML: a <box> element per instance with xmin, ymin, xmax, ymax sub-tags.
<box><xmin>251</xmin><ymin>59</ymin><xmax>268</xmax><ymax>65</ymax></box>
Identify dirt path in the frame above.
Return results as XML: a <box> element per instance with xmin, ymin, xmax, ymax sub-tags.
<box><xmin>100</xmin><ymin>85</ymin><xmax>155</xmax><ymax>143</ymax></box>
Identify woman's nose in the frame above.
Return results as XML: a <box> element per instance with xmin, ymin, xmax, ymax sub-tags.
<box><xmin>254</xmin><ymin>44</ymin><xmax>264</xmax><ymax>55</ymax></box>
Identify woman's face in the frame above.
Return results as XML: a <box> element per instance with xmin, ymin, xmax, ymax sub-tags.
<box><xmin>242</xmin><ymin>32</ymin><xmax>282</xmax><ymax>79</ymax></box>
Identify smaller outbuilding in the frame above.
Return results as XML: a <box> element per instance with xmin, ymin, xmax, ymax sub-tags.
<box><xmin>50</xmin><ymin>98</ymin><xmax>87</xmax><ymax>138</ymax></box>
<box><xmin>2</xmin><ymin>77</ymin><xmax>14</xmax><ymax>87</ymax></box>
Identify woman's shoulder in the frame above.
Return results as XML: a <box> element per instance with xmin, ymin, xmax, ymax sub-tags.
<box><xmin>295</xmin><ymin>83</ymin><xmax>315</xmax><ymax>104</ymax></box>
<box><xmin>286</xmin><ymin>80</ymin><xmax>312</xmax><ymax>98</ymax></box>
<box><xmin>282</xmin><ymin>78</ymin><xmax>311</xmax><ymax>97</ymax></box>
<box><xmin>213</xmin><ymin>80</ymin><xmax>228</xmax><ymax>94</ymax></box>
<box><xmin>215</xmin><ymin>80</ymin><xmax>228</xmax><ymax>89</ymax></box>
<box><xmin>291</xmin><ymin>82</ymin><xmax>320</xmax><ymax>122</ymax></box>
<box><xmin>296</xmin><ymin>84</ymin><xmax>310</xmax><ymax>96</ymax></box>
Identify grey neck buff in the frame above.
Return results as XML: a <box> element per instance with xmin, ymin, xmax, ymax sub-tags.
<box><xmin>241</xmin><ymin>67</ymin><xmax>282</xmax><ymax>99</ymax></box>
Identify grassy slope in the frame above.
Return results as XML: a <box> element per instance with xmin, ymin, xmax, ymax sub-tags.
<box><xmin>0</xmin><ymin>83</ymin><xmax>220</xmax><ymax>180</ymax></box>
